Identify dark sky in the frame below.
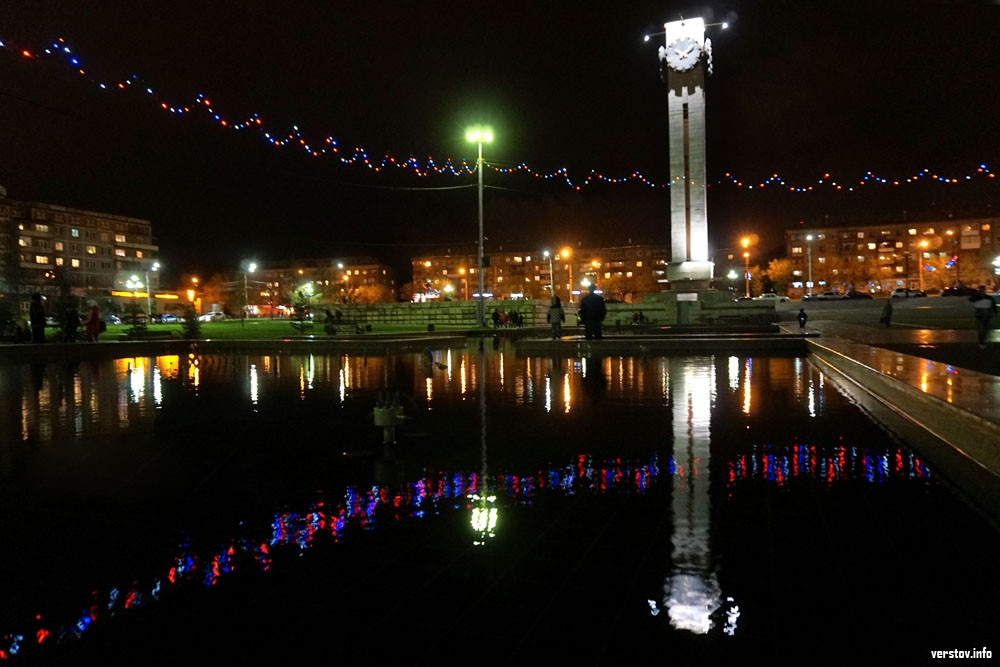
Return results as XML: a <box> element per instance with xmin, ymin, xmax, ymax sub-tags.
<box><xmin>2</xmin><ymin>0</ymin><xmax>999</xmax><ymax>282</ymax></box>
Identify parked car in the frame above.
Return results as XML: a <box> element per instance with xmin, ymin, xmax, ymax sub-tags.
<box><xmin>105</xmin><ymin>314</ymin><xmax>122</xmax><ymax>325</ymax></box>
<box><xmin>843</xmin><ymin>290</ymin><xmax>873</xmax><ymax>300</ymax></box>
<box><xmin>891</xmin><ymin>288</ymin><xmax>927</xmax><ymax>298</ymax></box>
<box><xmin>156</xmin><ymin>313</ymin><xmax>179</xmax><ymax>323</ymax></box>
<box><xmin>816</xmin><ymin>291</ymin><xmax>843</xmax><ymax>300</ymax></box>
<box><xmin>197</xmin><ymin>311</ymin><xmax>225</xmax><ymax>322</ymax></box>
<box><xmin>754</xmin><ymin>292</ymin><xmax>790</xmax><ymax>302</ymax></box>
<box><xmin>801</xmin><ymin>292</ymin><xmax>819</xmax><ymax>301</ymax></box>
<box><xmin>941</xmin><ymin>286</ymin><xmax>979</xmax><ymax>297</ymax></box>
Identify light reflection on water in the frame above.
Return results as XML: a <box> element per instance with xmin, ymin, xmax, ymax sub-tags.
<box><xmin>0</xmin><ymin>345</ymin><xmax>950</xmax><ymax>659</ymax></box>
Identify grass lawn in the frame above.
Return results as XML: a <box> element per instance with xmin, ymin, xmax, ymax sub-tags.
<box><xmin>104</xmin><ymin>318</ymin><xmax>480</xmax><ymax>340</ymax></box>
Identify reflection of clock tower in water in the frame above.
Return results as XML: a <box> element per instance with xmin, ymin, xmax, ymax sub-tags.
<box><xmin>658</xmin><ymin>18</ymin><xmax>714</xmax><ymax>286</ymax></box>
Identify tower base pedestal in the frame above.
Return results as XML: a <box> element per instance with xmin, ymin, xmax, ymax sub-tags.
<box><xmin>666</xmin><ymin>261</ymin><xmax>714</xmax><ymax>291</ymax></box>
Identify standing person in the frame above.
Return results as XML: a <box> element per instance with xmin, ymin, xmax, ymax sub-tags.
<box><xmin>578</xmin><ymin>284</ymin><xmax>607</xmax><ymax>340</ymax></box>
<box><xmin>29</xmin><ymin>292</ymin><xmax>46</xmax><ymax>344</ymax></box>
<box><xmin>82</xmin><ymin>300</ymin><xmax>102</xmax><ymax>342</ymax></box>
<box><xmin>797</xmin><ymin>307</ymin><xmax>808</xmax><ymax>332</ymax></box>
<box><xmin>880</xmin><ymin>300</ymin><xmax>893</xmax><ymax>328</ymax></box>
<box><xmin>546</xmin><ymin>295</ymin><xmax>565</xmax><ymax>339</ymax></box>
<box><xmin>970</xmin><ymin>285</ymin><xmax>998</xmax><ymax>348</ymax></box>
<box><xmin>62</xmin><ymin>305</ymin><xmax>81</xmax><ymax>342</ymax></box>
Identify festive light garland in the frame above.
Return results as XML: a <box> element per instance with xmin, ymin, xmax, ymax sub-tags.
<box><xmin>2</xmin><ymin>36</ymin><xmax>996</xmax><ymax>192</ymax></box>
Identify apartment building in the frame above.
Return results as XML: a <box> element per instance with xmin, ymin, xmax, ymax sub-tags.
<box><xmin>0</xmin><ymin>197</ymin><xmax>159</xmax><ymax>314</ymax></box>
<box><xmin>785</xmin><ymin>216</ymin><xmax>1000</xmax><ymax>295</ymax></box>
<box><xmin>410</xmin><ymin>243</ymin><xmax>670</xmax><ymax>303</ymax></box>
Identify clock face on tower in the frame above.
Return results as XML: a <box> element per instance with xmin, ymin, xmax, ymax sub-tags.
<box><xmin>664</xmin><ymin>36</ymin><xmax>702</xmax><ymax>72</ymax></box>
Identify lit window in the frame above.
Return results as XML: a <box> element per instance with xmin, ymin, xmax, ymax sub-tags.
<box><xmin>136</xmin><ymin>251</ymin><xmax>143</xmax><ymax>259</ymax></box>
<box><xmin>817</xmin><ymin>257</ymin><xmax>826</xmax><ymax>263</ymax></box>
<box><xmin>71</xmin><ymin>228</ymin><xmax>79</xmax><ymax>237</ymax></box>
<box><xmin>626</xmin><ymin>271</ymin><xmax>633</xmax><ymax>278</ymax></box>
<box><xmin>983</xmin><ymin>224</ymin><xmax>991</xmax><ymax>231</ymax></box>
<box><xmin>791</xmin><ymin>246</ymin><xmax>802</xmax><ymax>254</ymax></box>
<box><xmin>115</xmin><ymin>234</ymin><xmax>126</xmax><ymax>243</ymax></box>
<box><xmin>54</xmin><ymin>241</ymin><xmax>63</xmax><ymax>251</ymax></box>
<box><xmin>86</xmin><ymin>245</ymin><xmax>97</xmax><ymax>254</ymax></box>
<box><xmin>857</xmin><ymin>256</ymin><xmax>864</xmax><ymax>262</ymax></box>
<box><xmin>115</xmin><ymin>249</ymin><xmax>126</xmax><ymax>257</ymax></box>
<box><xmin>636</xmin><ymin>261</ymin><xmax>643</xmax><ymax>267</ymax></box>
<box><xmin>857</xmin><ymin>232</ymin><xmax>865</xmax><ymax>239</ymax></box>
<box><xmin>895</xmin><ymin>242</ymin><xmax>903</xmax><ymax>248</ymax></box>
<box><xmin>18</xmin><ymin>237</ymin><xmax>28</xmax><ymax>247</ymax></box>
<box><xmin>908</xmin><ymin>228</ymin><xmax>917</xmax><ymax>235</ymax></box>
<box><xmin>55</xmin><ymin>257</ymin><xmax>64</xmax><ymax>266</ymax></box>
<box><xmin>513</xmin><ymin>256</ymin><xmax>523</xmax><ymax>263</ymax></box>
<box><xmin>35</xmin><ymin>255</ymin><xmax>50</xmax><ymax>264</ymax></box>
<box><xmin>867</xmin><ymin>243</ymin><xmax>877</xmax><ymax>250</ymax></box>
<box><xmin>604</xmin><ymin>272</ymin><xmax>611</xmax><ymax>279</ymax></box>
<box><xmin>71</xmin><ymin>258</ymin><xmax>80</xmax><ymax>268</ymax></box>
<box><xmin>35</xmin><ymin>224</ymin><xmax>49</xmax><ymax>233</ymax></box>
<box><xmin>442</xmin><ymin>270</ymin><xmax>447</xmax><ymax>276</ymax></box>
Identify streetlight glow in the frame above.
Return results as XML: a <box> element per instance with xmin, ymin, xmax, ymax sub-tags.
<box><xmin>466</xmin><ymin>126</ymin><xmax>493</xmax><ymax>327</ymax></box>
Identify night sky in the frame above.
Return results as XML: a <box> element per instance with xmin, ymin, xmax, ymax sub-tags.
<box><xmin>2</xmin><ymin>0</ymin><xmax>998</xmax><ymax>282</ymax></box>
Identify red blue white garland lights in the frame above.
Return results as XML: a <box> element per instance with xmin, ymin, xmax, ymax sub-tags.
<box><xmin>3</xmin><ymin>36</ymin><xmax>995</xmax><ymax>192</ymax></box>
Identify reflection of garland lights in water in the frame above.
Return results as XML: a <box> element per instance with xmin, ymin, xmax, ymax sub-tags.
<box><xmin>0</xmin><ymin>440</ymin><xmax>932</xmax><ymax>659</ymax></box>
<box><xmin>0</xmin><ymin>452</ymin><xmax>660</xmax><ymax>661</ymax></box>
<box><xmin>726</xmin><ymin>442</ymin><xmax>932</xmax><ymax>490</ymax></box>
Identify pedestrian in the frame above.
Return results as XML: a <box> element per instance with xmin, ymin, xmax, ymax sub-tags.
<box><xmin>578</xmin><ymin>284</ymin><xmax>607</xmax><ymax>340</ymax></box>
<box><xmin>969</xmin><ymin>285</ymin><xmax>997</xmax><ymax>348</ymax></box>
<box><xmin>29</xmin><ymin>292</ymin><xmax>46</xmax><ymax>344</ymax></box>
<box><xmin>880</xmin><ymin>300</ymin><xmax>892</xmax><ymax>328</ymax></box>
<box><xmin>82</xmin><ymin>300</ymin><xmax>102</xmax><ymax>342</ymax></box>
<box><xmin>546</xmin><ymin>295</ymin><xmax>565</xmax><ymax>339</ymax></box>
<box><xmin>63</xmin><ymin>304</ymin><xmax>81</xmax><ymax>342</ymax></box>
<box><xmin>797</xmin><ymin>307</ymin><xmax>807</xmax><ymax>332</ymax></box>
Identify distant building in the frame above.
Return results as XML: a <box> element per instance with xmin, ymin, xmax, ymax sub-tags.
<box><xmin>410</xmin><ymin>243</ymin><xmax>670</xmax><ymax>303</ymax></box>
<box><xmin>0</xmin><ymin>197</ymin><xmax>159</xmax><ymax>315</ymax></box>
<box><xmin>785</xmin><ymin>216</ymin><xmax>1000</xmax><ymax>295</ymax></box>
<box><xmin>240</xmin><ymin>256</ymin><xmax>396</xmax><ymax>314</ymax></box>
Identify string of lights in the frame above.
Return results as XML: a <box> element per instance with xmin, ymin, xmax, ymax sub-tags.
<box><xmin>2</xmin><ymin>36</ymin><xmax>996</xmax><ymax>193</ymax></box>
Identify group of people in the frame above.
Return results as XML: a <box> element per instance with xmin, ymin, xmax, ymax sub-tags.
<box><xmin>491</xmin><ymin>309</ymin><xmax>524</xmax><ymax>328</ymax></box>
<box><xmin>23</xmin><ymin>293</ymin><xmax>103</xmax><ymax>344</ymax></box>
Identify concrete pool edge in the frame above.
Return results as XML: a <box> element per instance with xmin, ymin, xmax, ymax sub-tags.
<box><xmin>807</xmin><ymin>337</ymin><xmax>1000</xmax><ymax>526</ymax></box>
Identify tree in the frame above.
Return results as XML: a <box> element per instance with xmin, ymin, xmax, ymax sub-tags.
<box><xmin>764</xmin><ymin>258</ymin><xmax>794</xmax><ymax>294</ymax></box>
<box><xmin>351</xmin><ymin>284</ymin><xmax>395</xmax><ymax>303</ymax></box>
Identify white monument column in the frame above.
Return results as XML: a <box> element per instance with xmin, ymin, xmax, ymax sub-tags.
<box><xmin>659</xmin><ymin>18</ymin><xmax>714</xmax><ymax>286</ymax></box>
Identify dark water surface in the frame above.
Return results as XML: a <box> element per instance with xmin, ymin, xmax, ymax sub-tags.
<box><xmin>0</xmin><ymin>343</ymin><xmax>997</xmax><ymax>663</ymax></box>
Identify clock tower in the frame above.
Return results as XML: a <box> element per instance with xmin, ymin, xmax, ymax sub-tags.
<box><xmin>658</xmin><ymin>18</ymin><xmax>714</xmax><ymax>286</ymax></box>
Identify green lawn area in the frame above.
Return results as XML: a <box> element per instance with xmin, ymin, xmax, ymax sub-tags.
<box><xmin>105</xmin><ymin>318</ymin><xmax>478</xmax><ymax>340</ymax></box>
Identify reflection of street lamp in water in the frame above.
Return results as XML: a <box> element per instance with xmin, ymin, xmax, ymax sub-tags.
<box><xmin>469</xmin><ymin>341</ymin><xmax>497</xmax><ymax>546</ymax></box>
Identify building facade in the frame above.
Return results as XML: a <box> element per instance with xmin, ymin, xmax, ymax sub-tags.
<box><xmin>227</xmin><ymin>256</ymin><xmax>396</xmax><ymax>315</ymax></box>
<box><xmin>410</xmin><ymin>244</ymin><xmax>670</xmax><ymax>303</ymax></box>
<box><xmin>0</xmin><ymin>198</ymin><xmax>159</xmax><ymax>315</ymax></box>
<box><xmin>785</xmin><ymin>216</ymin><xmax>1000</xmax><ymax>296</ymax></box>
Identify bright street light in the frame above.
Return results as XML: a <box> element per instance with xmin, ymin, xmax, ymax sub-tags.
<box><xmin>244</xmin><ymin>261</ymin><xmax>257</xmax><ymax>315</ymax></box>
<box><xmin>466</xmin><ymin>126</ymin><xmax>493</xmax><ymax>327</ymax></box>
<box><xmin>145</xmin><ymin>261</ymin><xmax>159</xmax><ymax>316</ymax></box>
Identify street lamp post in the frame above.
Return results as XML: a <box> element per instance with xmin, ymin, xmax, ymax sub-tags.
<box><xmin>145</xmin><ymin>261</ymin><xmax>159</xmax><ymax>316</ymax></box>
<box><xmin>543</xmin><ymin>250</ymin><xmax>555</xmax><ymax>299</ymax></box>
<box><xmin>561</xmin><ymin>248</ymin><xmax>573</xmax><ymax>302</ymax></box>
<box><xmin>244</xmin><ymin>261</ymin><xmax>257</xmax><ymax>315</ymax></box>
<box><xmin>918</xmin><ymin>240</ymin><xmax>928</xmax><ymax>291</ymax></box>
<box><xmin>805</xmin><ymin>235</ymin><xmax>814</xmax><ymax>295</ymax></box>
<box><xmin>740</xmin><ymin>237</ymin><xmax>751</xmax><ymax>298</ymax></box>
<box><xmin>467</xmin><ymin>127</ymin><xmax>493</xmax><ymax>327</ymax></box>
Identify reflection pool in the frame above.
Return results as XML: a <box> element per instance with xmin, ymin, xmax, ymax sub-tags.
<box><xmin>0</xmin><ymin>343</ymin><xmax>997</xmax><ymax>661</ymax></box>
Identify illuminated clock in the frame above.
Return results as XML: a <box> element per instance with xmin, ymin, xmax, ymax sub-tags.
<box><xmin>663</xmin><ymin>36</ymin><xmax>701</xmax><ymax>72</ymax></box>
